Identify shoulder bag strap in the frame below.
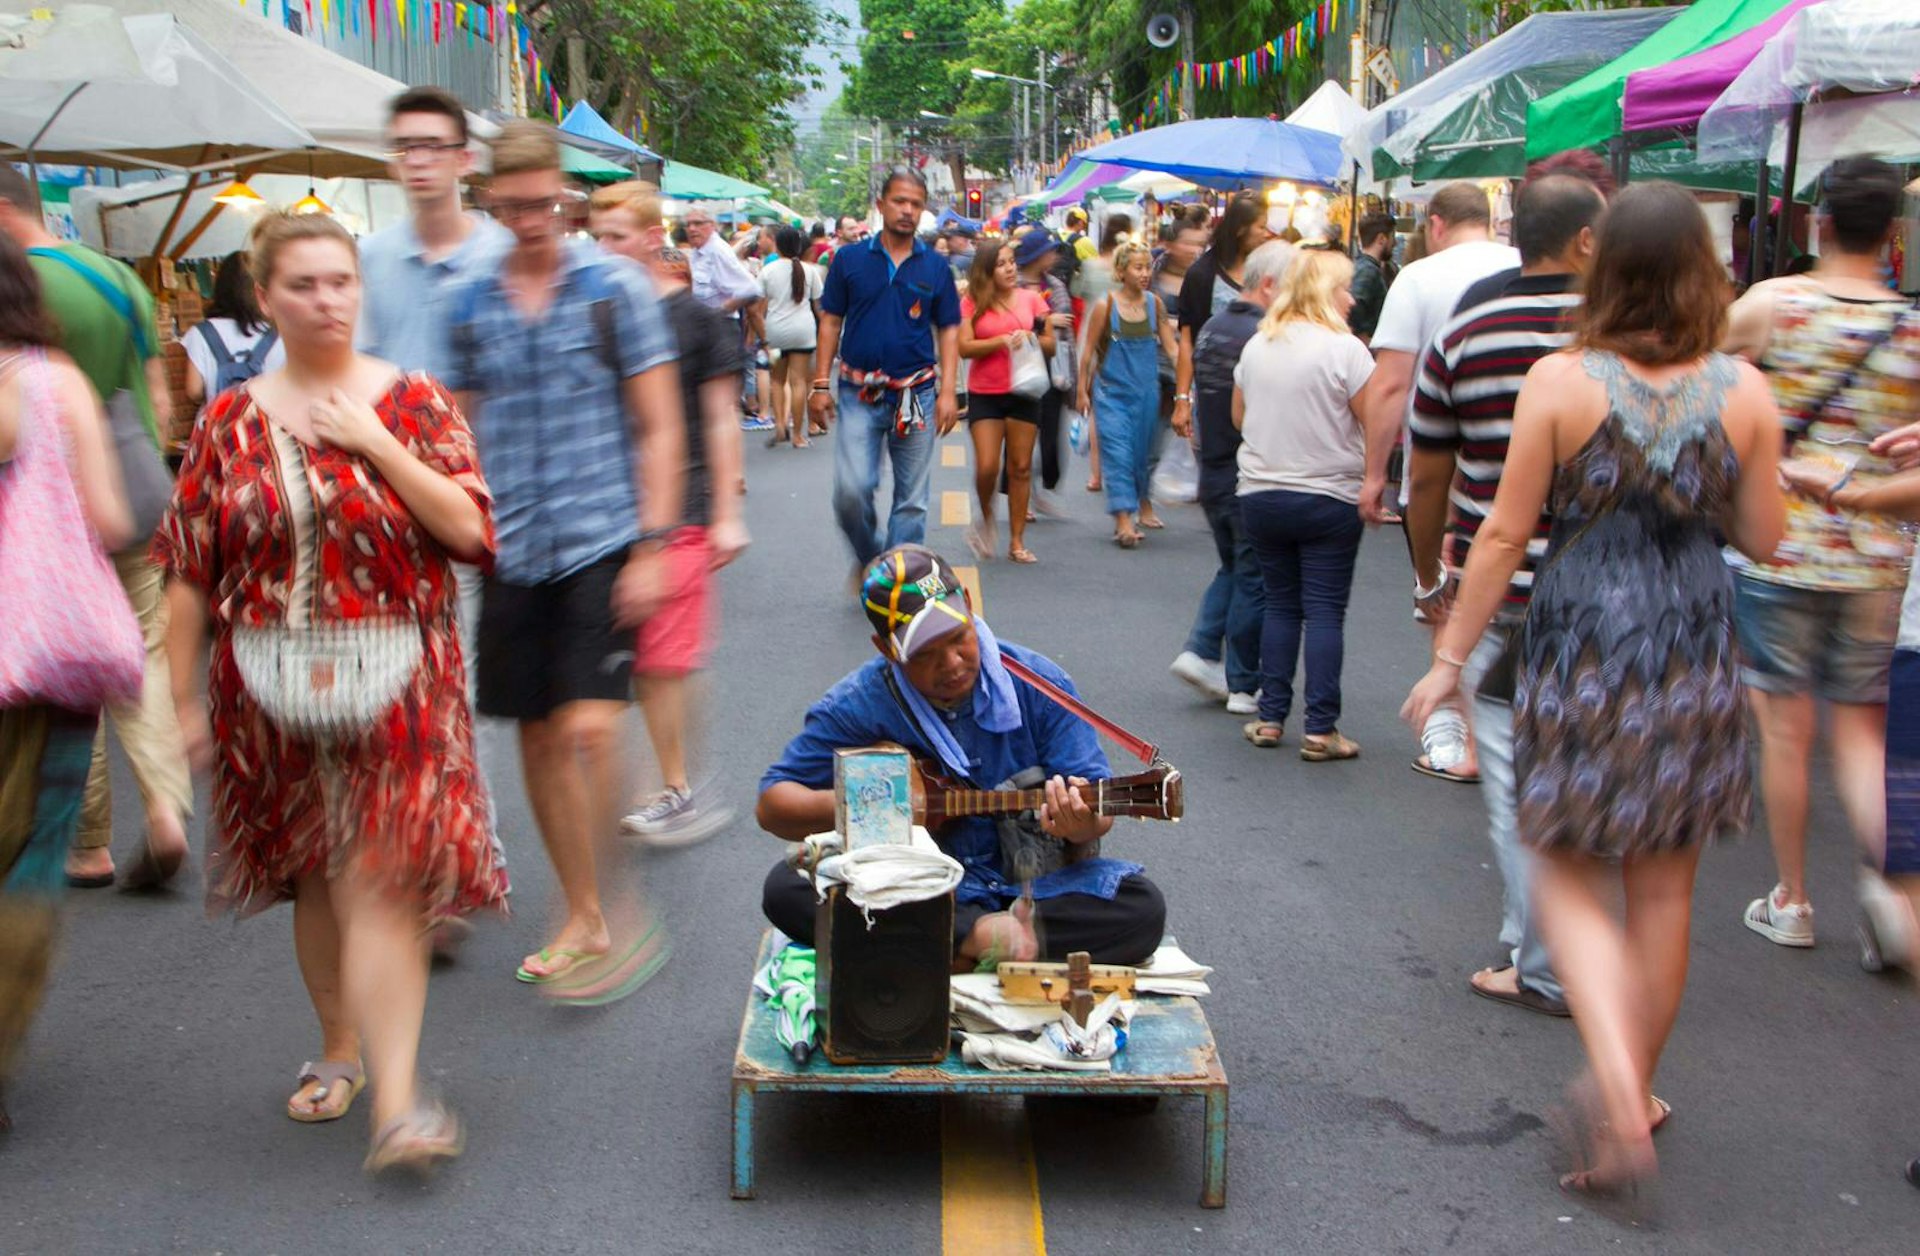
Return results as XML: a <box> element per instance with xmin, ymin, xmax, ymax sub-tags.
<box><xmin>1000</xmin><ymin>653</ymin><xmax>1160</xmax><ymax>766</ymax></box>
<box><xmin>28</xmin><ymin>247</ymin><xmax>152</xmax><ymax>358</ymax></box>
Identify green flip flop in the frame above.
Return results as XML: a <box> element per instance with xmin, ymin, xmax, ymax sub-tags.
<box><xmin>514</xmin><ymin>946</ymin><xmax>599</xmax><ymax>984</ymax></box>
<box><xmin>547</xmin><ymin>926</ymin><xmax>671</xmax><ymax>1007</ymax></box>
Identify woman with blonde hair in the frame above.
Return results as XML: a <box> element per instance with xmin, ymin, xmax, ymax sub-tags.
<box><xmin>1077</xmin><ymin>239</ymin><xmax>1179</xmax><ymax>546</ymax></box>
<box><xmin>1234</xmin><ymin>248</ymin><xmax>1374</xmax><ymax>759</ymax></box>
<box><xmin>159</xmin><ymin>210</ymin><xmax>507</xmax><ymax>1173</ymax></box>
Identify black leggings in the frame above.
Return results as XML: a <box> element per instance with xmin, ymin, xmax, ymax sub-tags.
<box><xmin>760</xmin><ymin>861</ymin><xmax>1167</xmax><ymax>965</ymax></box>
<box><xmin>1001</xmin><ymin>388</ymin><xmax>1065</xmax><ymax>495</ymax></box>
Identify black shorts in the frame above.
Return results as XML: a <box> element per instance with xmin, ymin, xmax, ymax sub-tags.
<box><xmin>476</xmin><ymin>554</ymin><xmax>634</xmax><ymax>721</ymax></box>
<box><xmin>966</xmin><ymin>391</ymin><xmax>1042</xmax><ymax>425</ymax></box>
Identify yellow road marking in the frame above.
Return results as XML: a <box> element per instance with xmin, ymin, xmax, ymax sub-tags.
<box><xmin>941</xmin><ymin>1097</ymin><xmax>1046</xmax><ymax>1256</ymax></box>
<box><xmin>953</xmin><ymin>564</ymin><xmax>984</xmax><ymax>617</ymax></box>
<box><xmin>940</xmin><ymin>489</ymin><xmax>971</xmax><ymax>527</ymax></box>
<box><xmin>942</xmin><ymin>444</ymin><xmax>967</xmax><ymax>468</ymax></box>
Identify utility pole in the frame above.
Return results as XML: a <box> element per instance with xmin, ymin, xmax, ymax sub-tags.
<box><xmin>1178</xmin><ymin>1</ymin><xmax>1196</xmax><ymax>119</ymax></box>
<box><xmin>1037</xmin><ymin>50</ymin><xmax>1049</xmax><ymax>173</ymax></box>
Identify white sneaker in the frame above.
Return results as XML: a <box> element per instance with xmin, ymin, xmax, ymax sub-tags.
<box><xmin>1859</xmin><ymin>869</ymin><xmax>1916</xmax><ymax>971</ymax></box>
<box><xmin>1744</xmin><ymin>884</ymin><xmax>1815</xmax><ymax>948</ymax></box>
<box><xmin>1170</xmin><ymin>651</ymin><xmax>1229</xmax><ymax>701</ymax></box>
<box><xmin>1225</xmin><ymin>692</ymin><xmax>1258</xmax><ymax>716</ymax></box>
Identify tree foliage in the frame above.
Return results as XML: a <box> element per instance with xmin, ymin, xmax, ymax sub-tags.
<box><xmin>521</xmin><ymin>0</ymin><xmax>839</xmax><ymax>177</ymax></box>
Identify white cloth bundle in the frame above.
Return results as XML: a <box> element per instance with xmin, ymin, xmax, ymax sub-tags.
<box><xmin>958</xmin><ymin>993</ymin><xmax>1132</xmax><ymax>1072</ymax></box>
<box><xmin>790</xmin><ymin>827</ymin><xmax>964</xmax><ymax>921</ymax></box>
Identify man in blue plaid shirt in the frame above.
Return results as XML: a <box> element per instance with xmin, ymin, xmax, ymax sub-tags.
<box><xmin>443</xmin><ymin>121</ymin><xmax>685</xmax><ymax>993</ymax></box>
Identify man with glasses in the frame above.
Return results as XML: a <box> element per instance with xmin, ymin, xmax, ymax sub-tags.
<box><xmin>358</xmin><ymin>86</ymin><xmax>506</xmax><ymax>374</ymax></box>
<box><xmin>810</xmin><ymin>168</ymin><xmax>960</xmax><ymax>573</ymax></box>
<box><xmin>680</xmin><ymin>207</ymin><xmax>766</xmax><ymax>430</ymax></box>
<box><xmin>443</xmin><ymin>122</ymin><xmax>687</xmax><ymax>999</ymax></box>
<box><xmin>357</xmin><ymin>87</ymin><xmax>512</xmax><ymax>959</ymax></box>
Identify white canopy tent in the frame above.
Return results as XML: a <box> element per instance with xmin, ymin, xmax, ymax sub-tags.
<box><xmin>1698</xmin><ymin>0</ymin><xmax>1920</xmax><ymax>173</ymax></box>
<box><xmin>1286</xmin><ymin>79</ymin><xmax>1380</xmax><ymax>194</ymax></box>
<box><xmin>71</xmin><ymin>173</ymin><xmax>410</xmax><ymax>261</ymax></box>
<box><xmin>0</xmin><ymin>5</ymin><xmax>316</xmax><ymax>173</ymax></box>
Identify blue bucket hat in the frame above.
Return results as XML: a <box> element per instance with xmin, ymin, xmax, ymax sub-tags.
<box><xmin>1012</xmin><ymin>227</ymin><xmax>1060</xmax><ymax>268</ymax></box>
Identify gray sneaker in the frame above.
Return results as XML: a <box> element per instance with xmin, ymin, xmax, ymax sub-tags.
<box><xmin>621</xmin><ymin>788</ymin><xmax>735</xmax><ymax>848</ymax></box>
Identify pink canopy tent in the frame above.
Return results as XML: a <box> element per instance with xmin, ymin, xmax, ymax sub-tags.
<box><xmin>1622</xmin><ymin>0</ymin><xmax>1826</xmax><ymax>133</ymax></box>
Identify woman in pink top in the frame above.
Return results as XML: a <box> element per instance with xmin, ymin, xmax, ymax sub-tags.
<box><xmin>958</xmin><ymin>239</ymin><xmax>1055</xmax><ymax>563</ymax></box>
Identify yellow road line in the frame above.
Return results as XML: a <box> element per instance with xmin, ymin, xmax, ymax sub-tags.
<box><xmin>941</xmin><ymin>1097</ymin><xmax>1046</xmax><ymax>1256</ymax></box>
<box><xmin>953</xmin><ymin>564</ymin><xmax>984</xmax><ymax>617</ymax></box>
<box><xmin>940</xmin><ymin>489</ymin><xmax>971</xmax><ymax>527</ymax></box>
<box><xmin>942</xmin><ymin>444</ymin><xmax>967</xmax><ymax>468</ymax></box>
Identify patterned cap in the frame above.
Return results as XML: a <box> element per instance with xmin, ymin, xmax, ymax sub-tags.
<box><xmin>862</xmin><ymin>545</ymin><xmax>971</xmax><ymax>661</ymax></box>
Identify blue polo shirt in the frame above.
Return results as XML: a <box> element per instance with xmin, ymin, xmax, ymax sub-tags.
<box><xmin>820</xmin><ymin>233</ymin><xmax>960</xmax><ymax>377</ymax></box>
<box><xmin>759</xmin><ymin>641</ymin><xmax>1143</xmax><ymax>907</ymax></box>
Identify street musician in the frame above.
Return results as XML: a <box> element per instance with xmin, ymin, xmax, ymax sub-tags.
<box><xmin>755</xmin><ymin>545</ymin><xmax>1168</xmax><ymax>964</ymax></box>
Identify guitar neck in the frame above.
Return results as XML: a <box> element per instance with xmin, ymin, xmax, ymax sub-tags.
<box><xmin>938</xmin><ymin>786</ymin><xmax>1058</xmax><ymax>820</ymax></box>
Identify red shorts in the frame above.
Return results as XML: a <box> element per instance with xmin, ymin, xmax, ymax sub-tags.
<box><xmin>635</xmin><ymin>527</ymin><xmax>715</xmax><ymax>677</ymax></box>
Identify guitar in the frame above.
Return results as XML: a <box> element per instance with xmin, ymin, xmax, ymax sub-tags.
<box><xmin>908</xmin><ymin>758</ymin><xmax>1183</xmax><ymax>829</ymax></box>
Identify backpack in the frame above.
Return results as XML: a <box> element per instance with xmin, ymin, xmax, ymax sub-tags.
<box><xmin>198</xmin><ymin>321</ymin><xmax>279</xmax><ymax>395</ymax></box>
<box><xmin>1052</xmin><ymin>230</ymin><xmax>1084</xmax><ymax>290</ymax></box>
<box><xmin>446</xmin><ymin>256</ymin><xmax>621</xmax><ymax>390</ymax></box>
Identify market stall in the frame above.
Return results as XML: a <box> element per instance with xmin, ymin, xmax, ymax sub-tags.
<box><xmin>1073</xmin><ymin>115</ymin><xmax>1345</xmax><ymax>189</ymax></box>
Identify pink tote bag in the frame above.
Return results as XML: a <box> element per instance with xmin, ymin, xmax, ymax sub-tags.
<box><xmin>0</xmin><ymin>350</ymin><xmax>143</xmax><ymax>710</ymax></box>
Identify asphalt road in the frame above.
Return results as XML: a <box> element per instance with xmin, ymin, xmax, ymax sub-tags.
<box><xmin>7</xmin><ymin>428</ymin><xmax>1916</xmax><ymax>1254</ymax></box>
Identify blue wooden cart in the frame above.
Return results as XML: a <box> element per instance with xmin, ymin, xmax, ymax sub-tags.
<box><xmin>731</xmin><ymin>931</ymin><xmax>1229</xmax><ymax>1207</ymax></box>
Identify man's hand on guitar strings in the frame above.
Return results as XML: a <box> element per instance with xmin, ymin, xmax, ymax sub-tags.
<box><xmin>1039</xmin><ymin>775</ymin><xmax>1103</xmax><ymax>844</ymax></box>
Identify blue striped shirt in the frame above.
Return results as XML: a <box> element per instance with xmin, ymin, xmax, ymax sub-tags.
<box><xmin>441</xmin><ymin>238</ymin><xmax>677</xmax><ymax>584</ymax></box>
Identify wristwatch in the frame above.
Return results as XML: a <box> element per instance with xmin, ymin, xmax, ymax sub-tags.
<box><xmin>1173</xmin><ymin>392</ymin><xmax>1193</xmax><ymax>403</ymax></box>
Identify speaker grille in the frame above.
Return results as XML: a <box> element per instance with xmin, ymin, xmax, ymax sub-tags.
<box><xmin>818</xmin><ymin>888</ymin><xmax>954</xmax><ymax>1065</ymax></box>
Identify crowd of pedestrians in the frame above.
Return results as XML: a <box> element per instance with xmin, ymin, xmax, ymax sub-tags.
<box><xmin>4</xmin><ymin>79</ymin><xmax>1920</xmax><ymax>1208</ymax></box>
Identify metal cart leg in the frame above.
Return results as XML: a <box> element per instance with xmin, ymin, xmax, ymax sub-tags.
<box><xmin>731</xmin><ymin>1081</ymin><xmax>756</xmax><ymax>1200</ymax></box>
<box><xmin>1200</xmin><ymin>1086</ymin><xmax>1228</xmax><ymax>1208</ymax></box>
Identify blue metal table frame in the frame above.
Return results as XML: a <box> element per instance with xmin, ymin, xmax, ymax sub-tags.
<box><xmin>731</xmin><ymin>931</ymin><xmax>1229</xmax><ymax>1207</ymax></box>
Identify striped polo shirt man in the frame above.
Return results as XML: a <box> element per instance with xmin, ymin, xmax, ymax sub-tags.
<box><xmin>1410</xmin><ymin>274</ymin><xmax>1582</xmax><ymax>606</ymax></box>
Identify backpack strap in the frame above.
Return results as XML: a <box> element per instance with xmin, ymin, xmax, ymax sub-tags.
<box><xmin>197</xmin><ymin>321</ymin><xmax>235</xmax><ymax>369</ymax></box>
<box><xmin>246</xmin><ymin>329</ymin><xmax>279</xmax><ymax>366</ymax></box>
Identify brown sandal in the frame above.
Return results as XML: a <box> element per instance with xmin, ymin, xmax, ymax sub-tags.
<box><xmin>1300</xmin><ymin>731</ymin><xmax>1361</xmax><ymax>761</ymax></box>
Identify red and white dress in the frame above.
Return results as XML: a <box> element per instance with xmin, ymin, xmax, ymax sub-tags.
<box><xmin>154</xmin><ymin>374</ymin><xmax>508</xmax><ymax>919</ymax></box>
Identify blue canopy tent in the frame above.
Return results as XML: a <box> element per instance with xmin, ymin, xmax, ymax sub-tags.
<box><xmin>557</xmin><ymin>100</ymin><xmax>663</xmax><ymax>173</ymax></box>
<box><xmin>1072</xmin><ymin>116</ymin><xmax>1346</xmax><ymax>188</ymax></box>
<box><xmin>935</xmin><ymin>206</ymin><xmax>982</xmax><ymax>233</ymax></box>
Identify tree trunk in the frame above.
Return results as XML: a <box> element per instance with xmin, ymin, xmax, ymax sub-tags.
<box><xmin>567</xmin><ymin>33</ymin><xmax>589</xmax><ymax>106</ymax></box>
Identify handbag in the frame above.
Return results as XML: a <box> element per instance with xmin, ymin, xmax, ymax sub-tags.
<box><xmin>227</xmin><ymin>423</ymin><xmax>422</xmax><ymax>740</ymax></box>
<box><xmin>1008</xmin><ymin>334</ymin><xmax>1050</xmax><ymax>399</ymax></box>
<box><xmin>28</xmin><ymin>248</ymin><xmax>173</xmax><ymax>542</ymax></box>
<box><xmin>0</xmin><ymin>350</ymin><xmax>143</xmax><ymax>709</ymax></box>
<box><xmin>1048</xmin><ymin>328</ymin><xmax>1076</xmax><ymax>393</ymax></box>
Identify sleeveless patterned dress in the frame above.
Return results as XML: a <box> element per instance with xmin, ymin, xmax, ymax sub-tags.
<box><xmin>1512</xmin><ymin>351</ymin><xmax>1752</xmax><ymax>858</ymax></box>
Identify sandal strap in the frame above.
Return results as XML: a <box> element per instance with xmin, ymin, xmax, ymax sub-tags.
<box><xmin>297</xmin><ymin>1059</ymin><xmax>363</xmax><ymax>1088</ymax></box>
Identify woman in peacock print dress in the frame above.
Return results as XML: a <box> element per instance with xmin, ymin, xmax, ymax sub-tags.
<box><xmin>1405</xmin><ymin>183</ymin><xmax>1786</xmax><ymax>1206</ymax></box>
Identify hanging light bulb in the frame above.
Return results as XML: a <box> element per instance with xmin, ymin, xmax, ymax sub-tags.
<box><xmin>213</xmin><ymin>178</ymin><xmax>264</xmax><ymax>207</ymax></box>
<box><xmin>290</xmin><ymin>147</ymin><xmax>332</xmax><ymax>216</ymax></box>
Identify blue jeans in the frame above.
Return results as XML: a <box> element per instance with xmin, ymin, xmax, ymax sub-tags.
<box><xmin>1465</xmin><ymin>625</ymin><xmax>1562</xmax><ymax>1003</ymax></box>
<box><xmin>1240</xmin><ymin>489</ymin><xmax>1363</xmax><ymax>734</ymax></box>
<box><xmin>831</xmin><ymin>381</ymin><xmax>937</xmax><ymax>565</ymax></box>
<box><xmin>1186</xmin><ymin>491</ymin><xmax>1263</xmax><ymax>695</ymax></box>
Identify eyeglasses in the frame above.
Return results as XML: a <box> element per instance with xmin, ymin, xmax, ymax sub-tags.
<box><xmin>486</xmin><ymin>196</ymin><xmax>559</xmax><ymax>222</ymax></box>
<box><xmin>383</xmin><ymin>139</ymin><xmax>465</xmax><ymax>162</ymax></box>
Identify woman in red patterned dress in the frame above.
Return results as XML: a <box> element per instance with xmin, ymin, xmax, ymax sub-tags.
<box><xmin>158</xmin><ymin>212</ymin><xmax>506</xmax><ymax>1174</ymax></box>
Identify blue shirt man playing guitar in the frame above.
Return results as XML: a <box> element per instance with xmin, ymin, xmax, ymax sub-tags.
<box><xmin>756</xmin><ymin>545</ymin><xmax>1169</xmax><ymax>965</ymax></box>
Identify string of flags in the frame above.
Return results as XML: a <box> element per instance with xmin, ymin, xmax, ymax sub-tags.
<box><xmin>1116</xmin><ymin>0</ymin><xmax>1346</xmax><ymax>137</ymax></box>
<box><xmin>243</xmin><ymin>0</ymin><xmax>603</xmax><ymax>128</ymax></box>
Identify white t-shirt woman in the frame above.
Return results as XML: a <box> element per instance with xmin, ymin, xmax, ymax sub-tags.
<box><xmin>758</xmin><ymin>257</ymin><xmax>823</xmax><ymax>352</ymax></box>
<box><xmin>1234</xmin><ymin>321</ymin><xmax>1374</xmax><ymax>503</ymax></box>
<box><xmin>183</xmin><ymin>318</ymin><xmax>285</xmax><ymax>410</ymax></box>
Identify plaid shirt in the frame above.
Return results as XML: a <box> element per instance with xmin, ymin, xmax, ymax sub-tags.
<box><xmin>442</xmin><ymin>238</ymin><xmax>677</xmax><ymax>584</ymax></box>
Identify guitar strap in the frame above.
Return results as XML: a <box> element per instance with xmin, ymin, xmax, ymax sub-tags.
<box><xmin>1001</xmin><ymin>654</ymin><xmax>1160</xmax><ymax>767</ymax></box>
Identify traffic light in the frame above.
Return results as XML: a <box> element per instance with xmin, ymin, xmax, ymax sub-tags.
<box><xmin>966</xmin><ymin>186</ymin><xmax>983</xmax><ymax>217</ymax></box>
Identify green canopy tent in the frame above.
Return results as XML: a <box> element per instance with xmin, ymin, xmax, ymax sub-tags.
<box><xmin>1526</xmin><ymin>0</ymin><xmax>1799</xmax><ymax>163</ymax></box>
<box><xmin>561</xmin><ymin>144</ymin><xmax>633</xmax><ymax>185</ymax></box>
<box><xmin>660</xmin><ymin>160</ymin><xmax>769</xmax><ymax>201</ymax></box>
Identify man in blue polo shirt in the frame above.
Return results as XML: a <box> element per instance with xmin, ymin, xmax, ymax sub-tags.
<box><xmin>807</xmin><ymin>169</ymin><xmax>961</xmax><ymax>570</ymax></box>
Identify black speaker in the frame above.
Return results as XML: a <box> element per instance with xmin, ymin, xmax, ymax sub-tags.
<box><xmin>815</xmin><ymin>886</ymin><xmax>954</xmax><ymax>1065</ymax></box>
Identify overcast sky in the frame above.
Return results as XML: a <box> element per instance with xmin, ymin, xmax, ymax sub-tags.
<box><xmin>794</xmin><ymin>0</ymin><xmax>861</xmax><ymax>134</ymax></box>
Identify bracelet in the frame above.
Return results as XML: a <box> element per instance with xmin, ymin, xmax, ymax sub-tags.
<box><xmin>1173</xmin><ymin>392</ymin><xmax>1192</xmax><ymax>403</ymax></box>
<box><xmin>1824</xmin><ymin>466</ymin><xmax>1856</xmax><ymax>511</ymax></box>
<box><xmin>1434</xmin><ymin>648</ymin><xmax>1469</xmax><ymax>669</ymax></box>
